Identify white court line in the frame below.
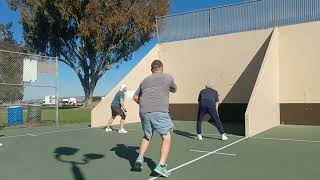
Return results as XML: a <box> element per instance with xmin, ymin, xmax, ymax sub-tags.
<box><xmin>202</xmin><ymin>133</ymin><xmax>244</xmax><ymax>138</ymax></box>
<box><xmin>182</xmin><ymin>132</ymin><xmax>244</xmax><ymax>138</ymax></box>
<box><xmin>107</xmin><ymin>127</ymin><xmax>138</xmax><ymax>131</ymax></box>
<box><xmin>214</xmin><ymin>152</ymin><xmax>237</xmax><ymax>156</ymax></box>
<box><xmin>189</xmin><ymin>150</ymin><xmax>210</xmax><ymax>153</ymax></box>
<box><xmin>126</xmin><ymin>128</ymin><xmax>138</xmax><ymax>131</ymax></box>
<box><xmin>189</xmin><ymin>150</ymin><xmax>236</xmax><ymax>156</ymax></box>
<box><xmin>200</xmin><ymin>133</ymin><xmax>320</xmax><ymax>144</ymax></box>
<box><xmin>0</xmin><ymin>127</ymin><xmax>91</xmax><ymax>139</ymax></box>
<box><xmin>252</xmin><ymin>136</ymin><xmax>320</xmax><ymax>143</ymax></box>
<box><xmin>148</xmin><ymin>137</ymin><xmax>248</xmax><ymax>180</ymax></box>
<box><xmin>0</xmin><ymin>127</ymin><xmax>136</xmax><ymax>140</ymax></box>
<box><xmin>34</xmin><ymin>127</ymin><xmax>91</xmax><ymax>135</ymax></box>
<box><xmin>0</xmin><ymin>134</ymin><xmax>30</xmax><ymax>139</ymax></box>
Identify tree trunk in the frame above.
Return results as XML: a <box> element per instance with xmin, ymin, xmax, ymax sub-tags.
<box><xmin>79</xmin><ymin>70</ymin><xmax>98</xmax><ymax>108</ymax></box>
<box><xmin>84</xmin><ymin>89</ymin><xmax>93</xmax><ymax>107</ymax></box>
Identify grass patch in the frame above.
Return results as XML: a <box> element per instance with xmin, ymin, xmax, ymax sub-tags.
<box><xmin>58</xmin><ymin>108</ymin><xmax>91</xmax><ymax>124</ymax></box>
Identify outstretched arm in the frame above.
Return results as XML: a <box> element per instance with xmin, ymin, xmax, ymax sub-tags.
<box><xmin>170</xmin><ymin>78</ymin><xmax>177</xmax><ymax>93</ymax></box>
<box><xmin>133</xmin><ymin>85</ymin><xmax>141</xmax><ymax>104</ymax></box>
<box><xmin>216</xmin><ymin>94</ymin><xmax>220</xmax><ymax>112</ymax></box>
<box><xmin>120</xmin><ymin>99</ymin><xmax>126</xmax><ymax>112</ymax></box>
<box><xmin>133</xmin><ymin>95</ymin><xmax>140</xmax><ymax>104</ymax></box>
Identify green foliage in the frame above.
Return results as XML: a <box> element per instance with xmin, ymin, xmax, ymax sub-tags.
<box><xmin>0</xmin><ymin>23</ymin><xmax>24</xmax><ymax>103</ymax></box>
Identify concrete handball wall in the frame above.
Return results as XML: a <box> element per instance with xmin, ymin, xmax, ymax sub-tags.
<box><xmin>158</xmin><ymin>29</ymin><xmax>273</xmax><ymax>104</ymax></box>
<box><xmin>245</xmin><ymin>29</ymin><xmax>280</xmax><ymax>137</ymax></box>
<box><xmin>91</xmin><ymin>29</ymin><xmax>273</xmax><ymax>127</ymax></box>
<box><xmin>158</xmin><ymin>29</ymin><xmax>272</xmax><ymax>124</ymax></box>
<box><xmin>91</xmin><ymin>20</ymin><xmax>320</xmax><ymax>132</ymax></box>
<box><xmin>91</xmin><ymin>30</ymin><xmax>272</xmax><ymax>127</ymax></box>
<box><xmin>91</xmin><ymin>46</ymin><xmax>159</xmax><ymax>127</ymax></box>
<box><xmin>279</xmin><ymin>21</ymin><xmax>320</xmax><ymax>103</ymax></box>
<box><xmin>278</xmin><ymin>21</ymin><xmax>320</xmax><ymax>125</ymax></box>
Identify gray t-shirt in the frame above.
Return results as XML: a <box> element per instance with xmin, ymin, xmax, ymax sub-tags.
<box><xmin>135</xmin><ymin>73</ymin><xmax>177</xmax><ymax>114</ymax></box>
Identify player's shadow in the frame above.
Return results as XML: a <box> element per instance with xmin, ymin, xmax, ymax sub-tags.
<box><xmin>54</xmin><ymin>147</ymin><xmax>104</xmax><ymax>180</ymax></box>
<box><xmin>110</xmin><ymin>144</ymin><xmax>157</xmax><ymax>176</ymax></box>
<box><xmin>173</xmin><ymin>129</ymin><xmax>220</xmax><ymax>140</ymax></box>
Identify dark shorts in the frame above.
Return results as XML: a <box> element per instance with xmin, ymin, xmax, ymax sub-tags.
<box><xmin>111</xmin><ymin>106</ymin><xmax>126</xmax><ymax>120</ymax></box>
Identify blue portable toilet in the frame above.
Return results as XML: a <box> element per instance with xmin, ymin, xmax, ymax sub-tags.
<box><xmin>7</xmin><ymin>106</ymin><xmax>23</xmax><ymax>126</ymax></box>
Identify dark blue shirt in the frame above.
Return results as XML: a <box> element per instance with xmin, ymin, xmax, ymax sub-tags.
<box><xmin>198</xmin><ymin>88</ymin><xmax>219</xmax><ymax>104</ymax></box>
<box><xmin>111</xmin><ymin>91</ymin><xmax>125</xmax><ymax>108</ymax></box>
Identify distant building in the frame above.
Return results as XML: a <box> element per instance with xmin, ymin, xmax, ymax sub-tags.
<box><xmin>69</xmin><ymin>97</ymin><xmax>77</xmax><ymax>105</ymax></box>
<box><xmin>43</xmin><ymin>96</ymin><xmax>56</xmax><ymax>105</ymax></box>
<box><xmin>62</xmin><ymin>97</ymin><xmax>78</xmax><ymax>106</ymax></box>
<box><xmin>62</xmin><ymin>99</ymin><xmax>69</xmax><ymax>105</ymax></box>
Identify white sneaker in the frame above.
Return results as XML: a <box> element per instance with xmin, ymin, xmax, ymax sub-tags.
<box><xmin>105</xmin><ymin>128</ymin><xmax>112</xmax><ymax>132</ymax></box>
<box><xmin>118</xmin><ymin>128</ymin><xmax>128</xmax><ymax>134</ymax></box>
<box><xmin>0</xmin><ymin>143</ymin><xmax>3</xmax><ymax>147</ymax></box>
<box><xmin>195</xmin><ymin>134</ymin><xmax>203</xmax><ymax>141</ymax></box>
<box><xmin>221</xmin><ymin>134</ymin><xmax>228</xmax><ymax>141</ymax></box>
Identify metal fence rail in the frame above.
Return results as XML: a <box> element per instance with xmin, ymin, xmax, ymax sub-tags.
<box><xmin>0</xmin><ymin>49</ymin><xmax>58</xmax><ymax>128</ymax></box>
<box><xmin>156</xmin><ymin>0</ymin><xmax>320</xmax><ymax>43</ymax></box>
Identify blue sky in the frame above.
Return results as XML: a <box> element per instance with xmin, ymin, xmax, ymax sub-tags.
<box><xmin>0</xmin><ymin>0</ymin><xmax>246</xmax><ymax>98</ymax></box>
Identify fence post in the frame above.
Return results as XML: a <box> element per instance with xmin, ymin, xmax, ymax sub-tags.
<box><xmin>208</xmin><ymin>9</ymin><xmax>211</xmax><ymax>35</ymax></box>
<box><xmin>55</xmin><ymin>56</ymin><xmax>59</xmax><ymax>127</ymax></box>
<box><xmin>155</xmin><ymin>16</ymin><xmax>160</xmax><ymax>42</ymax></box>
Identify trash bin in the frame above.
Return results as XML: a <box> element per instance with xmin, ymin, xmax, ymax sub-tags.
<box><xmin>26</xmin><ymin>105</ymin><xmax>42</xmax><ymax>126</ymax></box>
<box><xmin>7</xmin><ymin>106</ymin><xmax>23</xmax><ymax>126</ymax></box>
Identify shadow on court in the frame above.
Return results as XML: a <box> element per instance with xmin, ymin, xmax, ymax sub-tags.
<box><xmin>54</xmin><ymin>147</ymin><xmax>104</xmax><ymax>180</ymax></box>
<box><xmin>110</xmin><ymin>144</ymin><xmax>157</xmax><ymax>176</ymax></box>
<box><xmin>173</xmin><ymin>129</ymin><xmax>220</xmax><ymax>140</ymax></box>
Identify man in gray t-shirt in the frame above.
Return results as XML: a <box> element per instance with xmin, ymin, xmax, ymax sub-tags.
<box><xmin>133</xmin><ymin>60</ymin><xmax>176</xmax><ymax>177</ymax></box>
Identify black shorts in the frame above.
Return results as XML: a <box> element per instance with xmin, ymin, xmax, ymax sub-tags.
<box><xmin>111</xmin><ymin>106</ymin><xmax>126</xmax><ymax>119</ymax></box>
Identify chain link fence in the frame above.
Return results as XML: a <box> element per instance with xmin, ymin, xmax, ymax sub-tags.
<box><xmin>156</xmin><ymin>0</ymin><xmax>320</xmax><ymax>43</ymax></box>
<box><xmin>0</xmin><ymin>49</ymin><xmax>58</xmax><ymax>128</ymax></box>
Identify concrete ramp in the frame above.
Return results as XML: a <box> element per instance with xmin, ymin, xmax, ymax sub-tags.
<box><xmin>245</xmin><ymin>29</ymin><xmax>280</xmax><ymax>137</ymax></box>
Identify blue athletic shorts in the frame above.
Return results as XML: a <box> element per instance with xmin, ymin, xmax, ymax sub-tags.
<box><xmin>140</xmin><ymin>112</ymin><xmax>174</xmax><ymax>140</ymax></box>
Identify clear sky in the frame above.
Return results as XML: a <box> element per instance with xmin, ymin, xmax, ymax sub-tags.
<box><xmin>0</xmin><ymin>0</ymin><xmax>246</xmax><ymax>98</ymax></box>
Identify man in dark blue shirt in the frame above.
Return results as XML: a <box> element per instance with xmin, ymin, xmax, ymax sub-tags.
<box><xmin>196</xmin><ymin>84</ymin><xmax>228</xmax><ymax>141</ymax></box>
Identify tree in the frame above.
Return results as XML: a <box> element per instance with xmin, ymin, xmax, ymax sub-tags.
<box><xmin>9</xmin><ymin>0</ymin><xmax>169</xmax><ymax>107</ymax></box>
<box><xmin>0</xmin><ymin>23</ymin><xmax>24</xmax><ymax>103</ymax></box>
<box><xmin>0</xmin><ymin>23</ymin><xmax>14</xmax><ymax>42</ymax></box>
